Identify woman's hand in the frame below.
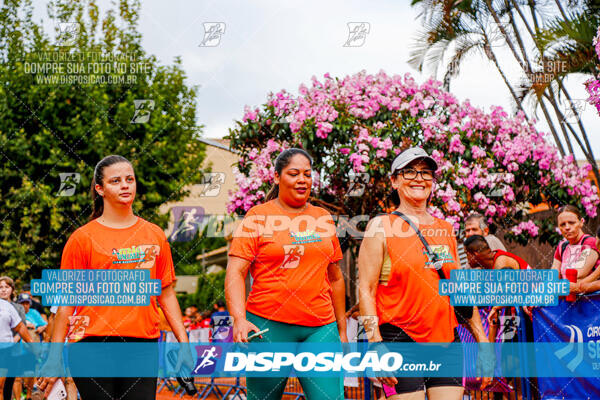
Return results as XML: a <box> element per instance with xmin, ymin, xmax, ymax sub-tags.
<box><xmin>233</xmin><ymin>318</ymin><xmax>261</xmax><ymax>343</ymax></box>
<box><xmin>570</xmin><ymin>282</ymin><xmax>585</xmax><ymax>294</ymax></box>
<box><xmin>476</xmin><ymin>342</ymin><xmax>495</xmax><ymax>390</ymax></box>
<box><xmin>486</xmin><ymin>306</ymin><xmax>503</xmax><ymax>324</ymax></box>
<box><xmin>36</xmin><ymin>377</ymin><xmax>58</xmax><ymax>397</ymax></box>
<box><xmin>368</xmin><ymin>341</ymin><xmax>397</xmax><ymax>387</ymax></box>
<box><xmin>36</xmin><ymin>352</ymin><xmax>65</xmax><ymax>397</ymax></box>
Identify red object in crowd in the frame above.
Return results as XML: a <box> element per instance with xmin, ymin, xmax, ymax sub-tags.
<box><xmin>565</xmin><ymin>268</ymin><xmax>578</xmax><ymax>302</ymax></box>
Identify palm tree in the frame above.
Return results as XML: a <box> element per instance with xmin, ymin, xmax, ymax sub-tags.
<box><xmin>523</xmin><ymin>7</ymin><xmax>600</xmax><ymax>178</ymax></box>
<box><xmin>410</xmin><ymin>0</ymin><xmax>600</xmax><ymax>184</ymax></box>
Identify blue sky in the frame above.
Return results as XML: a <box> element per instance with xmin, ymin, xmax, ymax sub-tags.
<box><xmin>33</xmin><ymin>0</ymin><xmax>599</xmax><ymax>160</ymax></box>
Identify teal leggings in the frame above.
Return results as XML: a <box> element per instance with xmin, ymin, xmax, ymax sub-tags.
<box><xmin>246</xmin><ymin>312</ymin><xmax>344</xmax><ymax>400</ymax></box>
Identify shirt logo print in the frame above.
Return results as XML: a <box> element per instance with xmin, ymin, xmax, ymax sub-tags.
<box><xmin>112</xmin><ymin>244</ymin><xmax>160</xmax><ymax>268</ymax></box>
<box><xmin>280</xmin><ymin>245</ymin><xmax>305</xmax><ymax>269</ymax></box>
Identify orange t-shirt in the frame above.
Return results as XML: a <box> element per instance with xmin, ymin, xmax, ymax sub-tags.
<box><xmin>376</xmin><ymin>214</ymin><xmax>458</xmax><ymax>342</ymax></box>
<box><xmin>60</xmin><ymin>217</ymin><xmax>176</xmax><ymax>341</ymax></box>
<box><xmin>228</xmin><ymin>200</ymin><xmax>342</xmax><ymax>326</ymax></box>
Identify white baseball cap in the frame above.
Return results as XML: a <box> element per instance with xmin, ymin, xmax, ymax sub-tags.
<box><xmin>390</xmin><ymin>147</ymin><xmax>438</xmax><ymax>175</ymax></box>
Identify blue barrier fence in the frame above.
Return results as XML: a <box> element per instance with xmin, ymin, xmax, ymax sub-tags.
<box><xmin>157</xmin><ymin>294</ymin><xmax>600</xmax><ymax>399</ymax></box>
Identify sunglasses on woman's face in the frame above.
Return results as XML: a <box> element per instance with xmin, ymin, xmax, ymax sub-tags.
<box><xmin>398</xmin><ymin>168</ymin><xmax>435</xmax><ymax>181</ymax></box>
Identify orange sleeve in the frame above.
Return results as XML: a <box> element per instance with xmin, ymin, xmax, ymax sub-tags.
<box><xmin>319</xmin><ymin>210</ymin><xmax>343</xmax><ymax>264</ymax></box>
<box><xmin>157</xmin><ymin>234</ymin><xmax>176</xmax><ymax>289</ymax></box>
<box><xmin>330</xmin><ymin>235</ymin><xmax>343</xmax><ymax>263</ymax></box>
<box><xmin>61</xmin><ymin>234</ymin><xmax>88</xmax><ymax>269</ymax></box>
<box><xmin>228</xmin><ymin>210</ymin><xmax>261</xmax><ymax>262</ymax></box>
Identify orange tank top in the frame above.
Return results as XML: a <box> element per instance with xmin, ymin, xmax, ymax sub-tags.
<box><xmin>376</xmin><ymin>214</ymin><xmax>458</xmax><ymax>342</ymax></box>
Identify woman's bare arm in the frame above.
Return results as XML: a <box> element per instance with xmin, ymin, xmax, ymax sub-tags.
<box><xmin>358</xmin><ymin>217</ymin><xmax>385</xmax><ymax>342</ymax></box>
<box><xmin>225</xmin><ymin>256</ymin><xmax>260</xmax><ymax>342</ymax></box>
<box><xmin>327</xmin><ymin>262</ymin><xmax>347</xmax><ymax>341</ymax></box>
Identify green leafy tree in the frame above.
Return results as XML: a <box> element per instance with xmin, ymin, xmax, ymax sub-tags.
<box><xmin>176</xmin><ymin>271</ymin><xmax>226</xmax><ymax>313</ymax></box>
<box><xmin>170</xmin><ymin>226</ymin><xmax>227</xmax><ymax>275</ymax></box>
<box><xmin>0</xmin><ymin>0</ymin><xmax>205</xmax><ymax>281</ymax></box>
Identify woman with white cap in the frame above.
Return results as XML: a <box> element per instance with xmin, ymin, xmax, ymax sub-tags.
<box><xmin>358</xmin><ymin>147</ymin><xmax>491</xmax><ymax>399</ymax></box>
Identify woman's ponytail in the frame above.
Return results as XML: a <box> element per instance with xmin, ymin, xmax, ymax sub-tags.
<box><xmin>265</xmin><ymin>184</ymin><xmax>279</xmax><ymax>202</ymax></box>
<box><xmin>90</xmin><ymin>176</ymin><xmax>104</xmax><ymax>220</ymax></box>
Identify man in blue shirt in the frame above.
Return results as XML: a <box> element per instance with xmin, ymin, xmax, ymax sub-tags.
<box><xmin>17</xmin><ymin>293</ymin><xmax>47</xmax><ymax>340</ymax></box>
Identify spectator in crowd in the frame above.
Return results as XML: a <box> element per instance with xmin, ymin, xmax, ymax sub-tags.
<box><xmin>182</xmin><ymin>306</ymin><xmax>198</xmax><ymax>332</ymax></box>
<box><xmin>0</xmin><ymin>297</ymin><xmax>35</xmax><ymax>400</ymax></box>
<box><xmin>464</xmin><ymin>235</ymin><xmax>529</xmax><ymax>271</ymax></box>
<box><xmin>552</xmin><ymin>205</ymin><xmax>600</xmax><ymax>282</ymax></box>
<box><xmin>17</xmin><ymin>293</ymin><xmax>47</xmax><ymax>341</ymax></box>
<box><xmin>570</xmin><ymin>225</ymin><xmax>600</xmax><ymax>295</ymax></box>
<box><xmin>192</xmin><ymin>311</ymin><xmax>211</xmax><ymax>331</ymax></box>
<box><xmin>464</xmin><ymin>235</ymin><xmax>532</xmax><ymax>330</ymax></box>
<box><xmin>45</xmin><ymin>305</ymin><xmax>78</xmax><ymax>400</ymax></box>
<box><xmin>15</xmin><ymin>293</ymin><xmax>47</xmax><ymax>400</ymax></box>
<box><xmin>0</xmin><ymin>276</ymin><xmax>33</xmax><ymax>400</ymax></box>
<box><xmin>199</xmin><ymin>311</ymin><xmax>212</xmax><ymax>329</ymax></box>
<box><xmin>464</xmin><ymin>213</ymin><xmax>507</xmax><ymax>251</ymax></box>
<box><xmin>20</xmin><ymin>283</ymin><xmax>47</xmax><ymax>323</ymax></box>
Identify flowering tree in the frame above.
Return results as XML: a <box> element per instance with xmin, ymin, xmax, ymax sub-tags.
<box><xmin>585</xmin><ymin>26</ymin><xmax>600</xmax><ymax>114</ymax></box>
<box><xmin>227</xmin><ymin>71</ymin><xmax>599</xmax><ymax>246</ymax></box>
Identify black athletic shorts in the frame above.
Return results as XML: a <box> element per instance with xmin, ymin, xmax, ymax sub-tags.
<box><xmin>70</xmin><ymin>336</ymin><xmax>158</xmax><ymax>400</ymax></box>
<box><xmin>379</xmin><ymin>323</ymin><xmax>463</xmax><ymax>395</ymax></box>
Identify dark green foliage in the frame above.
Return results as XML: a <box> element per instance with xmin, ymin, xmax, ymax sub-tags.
<box><xmin>0</xmin><ymin>0</ymin><xmax>205</xmax><ymax>282</ymax></box>
<box><xmin>177</xmin><ymin>271</ymin><xmax>226</xmax><ymax>313</ymax></box>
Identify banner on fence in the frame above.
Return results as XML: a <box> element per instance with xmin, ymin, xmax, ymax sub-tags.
<box><xmin>532</xmin><ymin>293</ymin><xmax>600</xmax><ymax>400</ymax></box>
